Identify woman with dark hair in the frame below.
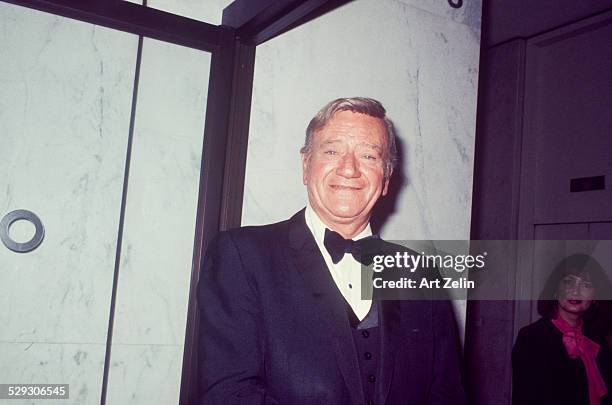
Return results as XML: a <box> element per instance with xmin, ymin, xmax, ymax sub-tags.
<box><xmin>512</xmin><ymin>254</ymin><xmax>612</xmax><ymax>405</ymax></box>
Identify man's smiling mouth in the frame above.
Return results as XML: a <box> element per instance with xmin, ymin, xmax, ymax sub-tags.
<box><xmin>330</xmin><ymin>184</ymin><xmax>362</xmax><ymax>190</ymax></box>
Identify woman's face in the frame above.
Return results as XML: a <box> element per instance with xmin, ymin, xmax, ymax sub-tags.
<box><xmin>557</xmin><ymin>273</ymin><xmax>595</xmax><ymax>316</ymax></box>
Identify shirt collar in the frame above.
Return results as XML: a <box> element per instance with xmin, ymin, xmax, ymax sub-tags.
<box><xmin>305</xmin><ymin>204</ymin><xmax>372</xmax><ymax>249</ymax></box>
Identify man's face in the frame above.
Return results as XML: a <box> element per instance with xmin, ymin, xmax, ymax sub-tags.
<box><xmin>301</xmin><ymin>110</ymin><xmax>391</xmax><ymax>230</ymax></box>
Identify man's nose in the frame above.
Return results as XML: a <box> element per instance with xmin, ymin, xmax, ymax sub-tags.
<box><xmin>337</xmin><ymin>153</ymin><xmax>360</xmax><ymax>178</ymax></box>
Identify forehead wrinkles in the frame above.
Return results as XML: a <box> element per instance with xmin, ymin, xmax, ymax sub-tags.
<box><xmin>319</xmin><ymin>138</ymin><xmax>383</xmax><ymax>151</ymax></box>
<box><xmin>315</xmin><ymin>120</ymin><xmax>387</xmax><ymax>149</ymax></box>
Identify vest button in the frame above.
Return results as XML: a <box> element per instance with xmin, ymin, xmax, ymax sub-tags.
<box><xmin>367</xmin><ymin>400</ymin><xmax>374</xmax><ymax>405</ymax></box>
<box><xmin>368</xmin><ymin>374</ymin><xmax>376</xmax><ymax>383</ymax></box>
<box><xmin>364</xmin><ymin>351</ymin><xmax>372</xmax><ymax>360</ymax></box>
<box><xmin>362</xmin><ymin>330</ymin><xmax>370</xmax><ymax>338</ymax></box>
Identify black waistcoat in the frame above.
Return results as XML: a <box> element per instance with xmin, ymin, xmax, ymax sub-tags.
<box><xmin>346</xmin><ymin>301</ymin><xmax>381</xmax><ymax>405</ymax></box>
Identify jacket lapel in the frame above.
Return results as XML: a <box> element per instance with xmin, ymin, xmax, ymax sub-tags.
<box><xmin>287</xmin><ymin>210</ymin><xmax>365</xmax><ymax>405</ymax></box>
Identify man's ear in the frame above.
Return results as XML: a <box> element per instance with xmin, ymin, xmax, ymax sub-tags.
<box><xmin>301</xmin><ymin>152</ymin><xmax>309</xmax><ymax>185</ymax></box>
<box><xmin>382</xmin><ymin>168</ymin><xmax>393</xmax><ymax>196</ymax></box>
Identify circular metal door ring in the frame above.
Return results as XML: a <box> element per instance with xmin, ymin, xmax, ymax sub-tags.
<box><xmin>0</xmin><ymin>210</ymin><xmax>45</xmax><ymax>253</ymax></box>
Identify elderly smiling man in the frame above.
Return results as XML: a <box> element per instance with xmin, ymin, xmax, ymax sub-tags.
<box><xmin>197</xmin><ymin>97</ymin><xmax>466</xmax><ymax>405</ymax></box>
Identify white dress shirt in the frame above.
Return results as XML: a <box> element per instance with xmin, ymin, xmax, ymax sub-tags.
<box><xmin>304</xmin><ymin>204</ymin><xmax>372</xmax><ymax>320</ymax></box>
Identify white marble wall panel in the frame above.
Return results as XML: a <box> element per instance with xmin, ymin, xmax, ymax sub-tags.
<box><xmin>243</xmin><ymin>0</ymin><xmax>481</xmax><ymax>242</ymax></box>
<box><xmin>0</xmin><ymin>342</ymin><xmax>106</xmax><ymax>405</ymax></box>
<box><xmin>105</xmin><ymin>344</ymin><xmax>184</xmax><ymax>405</ymax></box>
<box><xmin>105</xmin><ymin>38</ymin><xmax>209</xmax><ymax>403</ymax></box>
<box><xmin>0</xmin><ymin>0</ymin><xmax>137</xmax><ymax>363</ymax></box>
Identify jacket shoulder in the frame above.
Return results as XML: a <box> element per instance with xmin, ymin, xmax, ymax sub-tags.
<box><xmin>211</xmin><ymin>211</ymin><xmax>304</xmax><ymax>255</ymax></box>
<box><xmin>517</xmin><ymin>317</ymin><xmax>555</xmax><ymax>338</ymax></box>
<box><xmin>514</xmin><ymin>318</ymin><xmax>559</xmax><ymax>355</ymax></box>
<box><xmin>226</xmin><ymin>218</ymin><xmax>290</xmax><ymax>239</ymax></box>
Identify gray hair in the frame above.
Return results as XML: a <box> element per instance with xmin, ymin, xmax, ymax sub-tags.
<box><xmin>300</xmin><ymin>97</ymin><xmax>398</xmax><ymax>180</ymax></box>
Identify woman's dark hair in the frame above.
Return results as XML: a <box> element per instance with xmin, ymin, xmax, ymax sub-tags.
<box><xmin>537</xmin><ymin>254</ymin><xmax>612</xmax><ymax>322</ymax></box>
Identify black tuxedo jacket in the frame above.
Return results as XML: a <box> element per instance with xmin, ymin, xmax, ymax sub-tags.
<box><xmin>197</xmin><ymin>210</ymin><xmax>466</xmax><ymax>404</ymax></box>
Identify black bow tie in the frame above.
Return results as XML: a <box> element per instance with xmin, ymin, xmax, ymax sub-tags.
<box><xmin>323</xmin><ymin>228</ymin><xmax>377</xmax><ymax>265</ymax></box>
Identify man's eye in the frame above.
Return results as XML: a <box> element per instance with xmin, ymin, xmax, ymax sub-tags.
<box><xmin>581</xmin><ymin>282</ymin><xmax>594</xmax><ymax>289</ymax></box>
<box><xmin>363</xmin><ymin>154</ymin><xmax>377</xmax><ymax>160</ymax></box>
